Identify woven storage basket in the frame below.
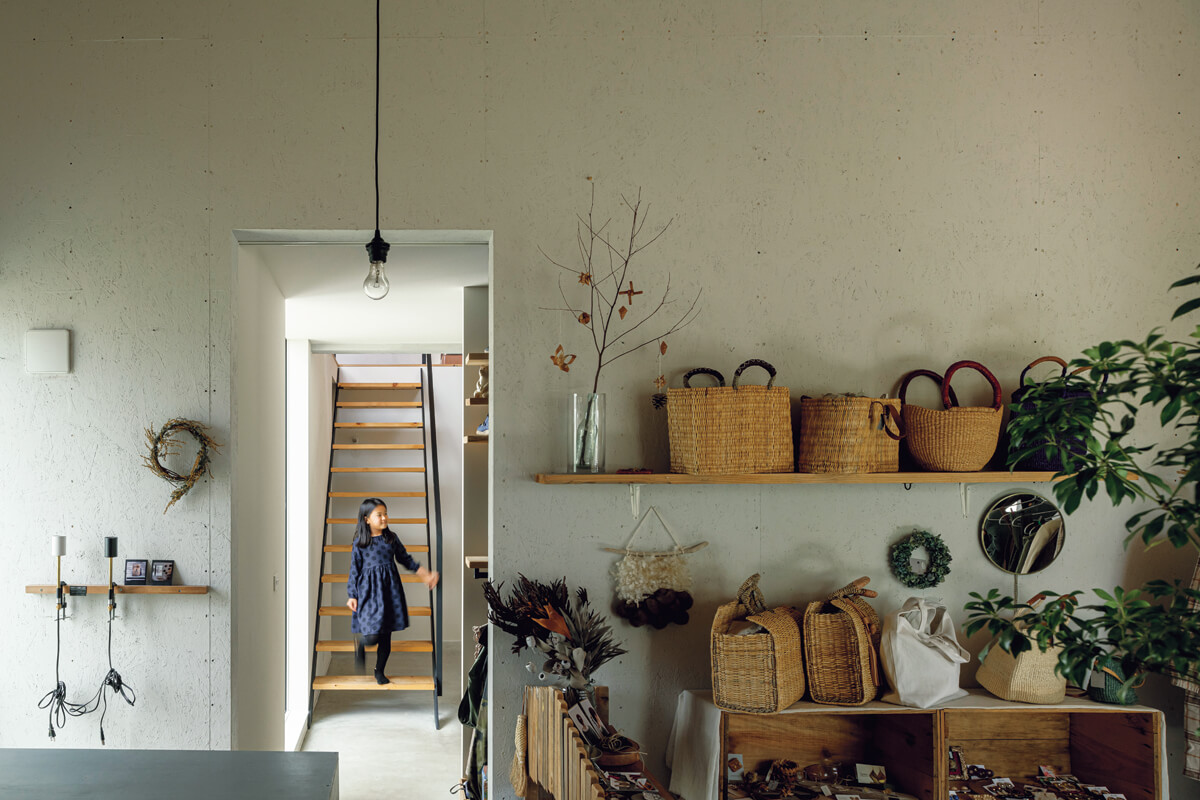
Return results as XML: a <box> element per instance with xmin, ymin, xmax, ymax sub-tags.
<box><xmin>803</xmin><ymin>577</ymin><xmax>881</xmax><ymax>706</ymax></box>
<box><xmin>796</xmin><ymin>395</ymin><xmax>903</xmax><ymax>474</ymax></box>
<box><xmin>1009</xmin><ymin>356</ymin><xmax>1094</xmax><ymax>472</ymax></box>
<box><xmin>668</xmin><ymin>359</ymin><xmax>793</xmax><ymax>475</ymax></box>
<box><xmin>976</xmin><ymin>639</ymin><xmax>1066</xmax><ymax>705</ymax></box>
<box><xmin>901</xmin><ymin>360</ymin><xmax>1003</xmax><ymax>472</ymax></box>
<box><xmin>711</xmin><ymin>574</ymin><xmax>806</xmax><ymax>713</ymax></box>
<box><xmin>1087</xmin><ymin>661</ymin><xmax>1145</xmax><ymax>705</ymax></box>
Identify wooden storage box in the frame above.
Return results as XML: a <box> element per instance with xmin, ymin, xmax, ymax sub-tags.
<box><xmin>942</xmin><ymin>706</ymin><xmax>1161</xmax><ymax>800</ymax></box>
<box><xmin>721</xmin><ymin>706</ymin><xmax>938</xmax><ymax>800</ymax></box>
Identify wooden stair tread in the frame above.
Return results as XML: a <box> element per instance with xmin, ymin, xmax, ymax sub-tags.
<box><xmin>313</xmin><ymin>675</ymin><xmax>436</xmax><ymax>691</ymax></box>
<box><xmin>328</xmin><ymin>491</ymin><xmax>426</xmax><ymax>498</ymax></box>
<box><xmin>325</xmin><ymin>544</ymin><xmax>428</xmax><ymax>553</ymax></box>
<box><xmin>337</xmin><ymin>382</ymin><xmax>421</xmax><ymax>389</ymax></box>
<box><xmin>330</xmin><ymin>467</ymin><xmax>425</xmax><ymax>473</ymax></box>
<box><xmin>319</xmin><ymin>605</ymin><xmax>431</xmax><ymax>617</ymax></box>
<box><xmin>316</xmin><ymin>640</ymin><xmax>433</xmax><ymax>653</ymax></box>
<box><xmin>332</xmin><ymin>444</ymin><xmax>425</xmax><ymax>450</ymax></box>
<box><xmin>322</xmin><ymin>573</ymin><xmax>424</xmax><ymax>584</ymax></box>
<box><xmin>336</xmin><ymin>401</ymin><xmax>422</xmax><ymax>408</ymax></box>
<box><xmin>334</xmin><ymin>422</ymin><xmax>423</xmax><ymax>428</ymax></box>
<box><xmin>326</xmin><ymin>517</ymin><xmax>426</xmax><ymax>524</ymax></box>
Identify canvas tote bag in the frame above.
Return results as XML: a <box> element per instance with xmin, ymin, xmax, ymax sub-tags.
<box><xmin>880</xmin><ymin>596</ymin><xmax>969</xmax><ymax>708</ymax></box>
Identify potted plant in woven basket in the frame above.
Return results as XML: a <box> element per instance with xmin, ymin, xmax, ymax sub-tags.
<box><xmin>964</xmin><ymin>268</ymin><xmax>1200</xmax><ymax>702</ymax></box>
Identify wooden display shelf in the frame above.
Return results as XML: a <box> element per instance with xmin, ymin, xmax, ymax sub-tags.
<box><xmin>464</xmin><ymin>435</ymin><xmax>489</xmax><ymax>444</ymax></box>
<box><xmin>535</xmin><ymin>470</ymin><xmax>1060</xmax><ymax>485</ymax></box>
<box><xmin>465</xmin><ymin>397</ymin><xmax>488</xmax><ymax>406</ymax></box>
<box><xmin>464</xmin><ymin>555</ymin><xmax>488</xmax><ymax>579</ymax></box>
<box><xmin>26</xmin><ymin>584</ymin><xmax>208</xmax><ymax>595</ymax></box>
<box><xmin>465</xmin><ymin>352</ymin><xmax>488</xmax><ymax>365</ymax></box>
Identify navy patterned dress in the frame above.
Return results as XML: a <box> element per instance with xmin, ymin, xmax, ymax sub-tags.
<box><xmin>347</xmin><ymin>531</ymin><xmax>421</xmax><ymax>635</ymax></box>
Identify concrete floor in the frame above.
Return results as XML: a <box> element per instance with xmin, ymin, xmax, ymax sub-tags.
<box><xmin>302</xmin><ymin>645</ymin><xmax>465</xmax><ymax>800</ymax></box>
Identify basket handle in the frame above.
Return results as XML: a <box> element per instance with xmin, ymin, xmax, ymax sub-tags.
<box><xmin>870</xmin><ymin>401</ymin><xmax>905</xmax><ymax>441</ymax></box>
<box><xmin>682</xmin><ymin>367</ymin><xmax>725</xmax><ymax>388</ymax></box>
<box><xmin>732</xmin><ymin>359</ymin><xmax>777</xmax><ymax>389</ymax></box>
<box><xmin>829</xmin><ymin>575</ymin><xmax>878</xmax><ymax>601</ymax></box>
<box><xmin>1019</xmin><ymin>356</ymin><xmax>1068</xmax><ymax>387</ymax></box>
<box><xmin>942</xmin><ymin>360</ymin><xmax>1003</xmax><ymax>411</ymax></box>
<box><xmin>898</xmin><ymin>369</ymin><xmax>960</xmax><ymax>408</ymax></box>
<box><xmin>736</xmin><ymin>573</ymin><xmax>768</xmax><ymax>615</ymax></box>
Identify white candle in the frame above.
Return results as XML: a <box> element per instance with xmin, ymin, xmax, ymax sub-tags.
<box><xmin>52</xmin><ymin>535</ymin><xmax>67</xmax><ymax>557</ymax></box>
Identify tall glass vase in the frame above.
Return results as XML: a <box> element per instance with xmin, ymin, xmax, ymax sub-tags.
<box><xmin>568</xmin><ymin>392</ymin><xmax>605</xmax><ymax>473</ymax></box>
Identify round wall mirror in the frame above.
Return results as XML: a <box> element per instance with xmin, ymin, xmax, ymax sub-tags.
<box><xmin>980</xmin><ymin>492</ymin><xmax>1065</xmax><ymax>574</ymax></box>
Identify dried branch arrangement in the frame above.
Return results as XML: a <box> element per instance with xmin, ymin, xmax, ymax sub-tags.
<box><xmin>143</xmin><ymin>418</ymin><xmax>221</xmax><ymax>513</ymax></box>
<box><xmin>543</xmin><ymin>182</ymin><xmax>701</xmax><ymax>394</ymax></box>
<box><xmin>485</xmin><ymin>575</ymin><xmax>627</xmax><ymax>689</ymax></box>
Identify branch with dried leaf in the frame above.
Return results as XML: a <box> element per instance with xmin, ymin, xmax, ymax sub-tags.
<box><xmin>541</xmin><ymin>183</ymin><xmax>702</xmax><ymax>393</ymax></box>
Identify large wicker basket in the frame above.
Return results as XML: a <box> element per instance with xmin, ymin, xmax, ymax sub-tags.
<box><xmin>711</xmin><ymin>574</ymin><xmax>806</xmax><ymax>713</ymax></box>
<box><xmin>668</xmin><ymin>360</ymin><xmax>793</xmax><ymax>475</ymax></box>
<box><xmin>901</xmin><ymin>361</ymin><xmax>1003</xmax><ymax>472</ymax></box>
<box><xmin>796</xmin><ymin>395</ymin><xmax>903</xmax><ymax>473</ymax></box>
<box><xmin>803</xmin><ymin>577</ymin><xmax>881</xmax><ymax>706</ymax></box>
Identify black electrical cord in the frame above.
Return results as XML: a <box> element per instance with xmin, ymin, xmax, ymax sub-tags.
<box><xmin>374</xmin><ymin>0</ymin><xmax>380</xmax><ymax>234</ymax></box>
<box><xmin>37</xmin><ymin>584</ymin><xmax>136</xmax><ymax>743</ymax></box>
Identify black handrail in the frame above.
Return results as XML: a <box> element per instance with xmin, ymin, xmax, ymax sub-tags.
<box><xmin>423</xmin><ymin>354</ymin><xmax>445</xmax><ymax>702</ymax></box>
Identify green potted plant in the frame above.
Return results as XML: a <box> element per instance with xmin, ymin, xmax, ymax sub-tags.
<box><xmin>965</xmin><ymin>269</ymin><xmax>1200</xmax><ymax>703</ymax></box>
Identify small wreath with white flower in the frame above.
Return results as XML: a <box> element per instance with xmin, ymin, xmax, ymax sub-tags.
<box><xmin>890</xmin><ymin>529</ymin><xmax>952</xmax><ymax>589</ymax></box>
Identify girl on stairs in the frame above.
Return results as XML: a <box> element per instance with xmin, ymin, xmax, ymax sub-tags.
<box><xmin>346</xmin><ymin>498</ymin><xmax>440</xmax><ymax>684</ymax></box>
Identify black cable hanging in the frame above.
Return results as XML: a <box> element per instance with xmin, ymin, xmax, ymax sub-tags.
<box><xmin>37</xmin><ymin>546</ymin><xmax>136</xmax><ymax>743</ymax></box>
<box><xmin>364</xmin><ymin>0</ymin><xmax>390</xmax><ymax>298</ymax></box>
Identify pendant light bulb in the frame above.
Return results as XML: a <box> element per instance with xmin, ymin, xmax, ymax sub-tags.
<box><xmin>364</xmin><ymin>232</ymin><xmax>390</xmax><ymax>300</ymax></box>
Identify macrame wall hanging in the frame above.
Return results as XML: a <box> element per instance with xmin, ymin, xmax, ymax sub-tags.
<box><xmin>606</xmin><ymin>506</ymin><xmax>707</xmax><ymax>629</ymax></box>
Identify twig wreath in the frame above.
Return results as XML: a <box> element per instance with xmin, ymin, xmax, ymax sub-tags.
<box><xmin>889</xmin><ymin>529</ymin><xmax>952</xmax><ymax>589</ymax></box>
<box><xmin>143</xmin><ymin>418</ymin><xmax>221</xmax><ymax>513</ymax></box>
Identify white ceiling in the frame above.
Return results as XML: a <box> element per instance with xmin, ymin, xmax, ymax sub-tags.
<box><xmin>247</xmin><ymin>238</ymin><xmax>489</xmax><ymax>351</ymax></box>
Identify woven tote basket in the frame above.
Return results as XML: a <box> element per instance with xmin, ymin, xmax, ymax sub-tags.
<box><xmin>711</xmin><ymin>574</ymin><xmax>806</xmax><ymax>713</ymax></box>
<box><xmin>1009</xmin><ymin>356</ymin><xmax>1095</xmax><ymax>472</ymax></box>
<box><xmin>901</xmin><ymin>360</ymin><xmax>1004</xmax><ymax>472</ymax></box>
<box><xmin>796</xmin><ymin>395</ymin><xmax>903</xmax><ymax>474</ymax></box>
<box><xmin>668</xmin><ymin>359</ymin><xmax>793</xmax><ymax>475</ymax></box>
<box><xmin>976</xmin><ymin>640</ymin><xmax>1067</xmax><ymax>705</ymax></box>
<box><xmin>803</xmin><ymin>577</ymin><xmax>881</xmax><ymax>706</ymax></box>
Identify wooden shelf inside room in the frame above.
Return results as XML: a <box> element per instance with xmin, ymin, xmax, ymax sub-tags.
<box><xmin>26</xmin><ymin>584</ymin><xmax>209</xmax><ymax>595</ymax></box>
<box><xmin>464</xmin><ymin>435</ymin><xmax>489</xmax><ymax>444</ymax></box>
<box><xmin>465</xmin><ymin>398</ymin><xmax>488</xmax><ymax>406</ymax></box>
<box><xmin>534</xmin><ymin>470</ymin><xmax>1061</xmax><ymax>485</ymax></box>
<box><xmin>465</xmin><ymin>352</ymin><xmax>488</xmax><ymax>365</ymax></box>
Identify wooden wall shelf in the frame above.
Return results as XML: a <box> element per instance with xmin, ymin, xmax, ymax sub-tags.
<box><xmin>464</xmin><ymin>435</ymin><xmax>489</xmax><ymax>444</ymax></box>
<box><xmin>26</xmin><ymin>584</ymin><xmax>209</xmax><ymax>595</ymax></box>
<box><xmin>534</xmin><ymin>470</ymin><xmax>1060</xmax><ymax>485</ymax></box>
<box><xmin>465</xmin><ymin>398</ymin><xmax>488</xmax><ymax>406</ymax></box>
<box><xmin>465</xmin><ymin>353</ymin><xmax>488</xmax><ymax>365</ymax></box>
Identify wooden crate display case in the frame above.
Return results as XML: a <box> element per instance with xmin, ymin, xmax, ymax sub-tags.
<box><xmin>942</xmin><ymin>708</ymin><xmax>1160</xmax><ymax>800</ymax></box>
<box><xmin>722</xmin><ymin>708</ymin><xmax>939</xmax><ymax>800</ymax></box>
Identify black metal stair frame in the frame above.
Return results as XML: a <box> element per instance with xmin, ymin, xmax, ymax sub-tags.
<box><xmin>307</xmin><ymin>356</ymin><xmax>444</xmax><ymax>730</ymax></box>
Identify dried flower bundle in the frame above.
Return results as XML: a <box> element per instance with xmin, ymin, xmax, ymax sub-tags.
<box><xmin>486</xmin><ymin>576</ymin><xmax>627</xmax><ymax>688</ymax></box>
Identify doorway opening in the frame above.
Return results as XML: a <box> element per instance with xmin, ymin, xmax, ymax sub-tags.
<box><xmin>231</xmin><ymin>229</ymin><xmax>491</xmax><ymax>797</ymax></box>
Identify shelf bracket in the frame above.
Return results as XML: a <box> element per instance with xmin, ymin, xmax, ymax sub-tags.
<box><xmin>960</xmin><ymin>483</ymin><xmax>969</xmax><ymax>518</ymax></box>
<box><xmin>629</xmin><ymin>484</ymin><xmax>641</xmax><ymax>519</ymax></box>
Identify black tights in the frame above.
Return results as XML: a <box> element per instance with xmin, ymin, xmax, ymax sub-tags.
<box><xmin>362</xmin><ymin>634</ymin><xmax>391</xmax><ymax>675</ymax></box>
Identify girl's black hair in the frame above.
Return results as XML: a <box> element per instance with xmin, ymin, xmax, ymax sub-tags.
<box><xmin>353</xmin><ymin>498</ymin><xmax>398</xmax><ymax>548</ymax></box>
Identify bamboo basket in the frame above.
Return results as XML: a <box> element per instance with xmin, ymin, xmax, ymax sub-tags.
<box><xmin>668</xmin><ymin>360</ymin><xmax>793</xmax><ymax>475</ymax></box>
<box><xmin>711</xmin><ymin>574</ymin><xmax>806</xmax><ymax>713</ymax></box>
<box><xmin>901</xmin><ymin>361</ymin><xmax>1003</xmax><ymax>472</ymax></box>
<box><xmin>796</xmin><ymin>395</ymin><xmax>903</xmax><ymax>473</ymax></box>
<box><xmin>803</xmin><ymin>577</ymin><xmax>881</xmax><ymax>706</ymax></box>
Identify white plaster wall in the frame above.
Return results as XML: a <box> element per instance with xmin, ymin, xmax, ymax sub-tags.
<box><xmin>1</xmin><ymin>2</ymin><xmax>1198</xmax><ymax>791</ymax></box>
<box><xmin>231</xmin><ymin>245</ymin><xmax>286</xmax><ymax>750</ymax></box>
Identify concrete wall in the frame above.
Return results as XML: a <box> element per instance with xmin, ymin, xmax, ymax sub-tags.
<box><xmin>2</xmin><ymin>1</ymin><xmax>1198</xmax><ymax>790</ymax></box>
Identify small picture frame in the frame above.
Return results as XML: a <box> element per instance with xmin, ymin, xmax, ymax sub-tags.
<box><xmin>150</xmin><ymin>559</ymin><xmax>175</xmax><ymax>585</ymax></box>
<box><xmin>124</xmin><ymin>559</ymin><xmax>148</xmax><ymax>585</ymax></box>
